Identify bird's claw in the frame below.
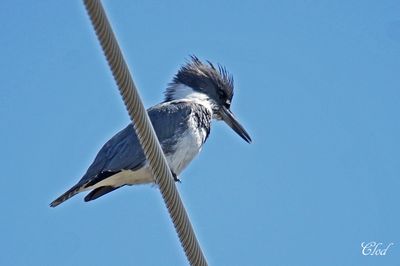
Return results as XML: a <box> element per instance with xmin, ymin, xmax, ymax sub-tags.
<box><xmin>171</xmin><ymin>171</ymin><xmax>181</xmax><ymax>183</ymax></box>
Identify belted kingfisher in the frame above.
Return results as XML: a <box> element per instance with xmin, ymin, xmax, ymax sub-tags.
<box><xmin>50</xmin><ymin>56</ymin><xmax>251</xmax><ymax>207</ymax></box>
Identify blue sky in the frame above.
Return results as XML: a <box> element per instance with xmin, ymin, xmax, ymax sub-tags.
<box><xmin>1</xmin><ymin>0</ymin><xmax>399</xmax><ymax>265</ymax></box>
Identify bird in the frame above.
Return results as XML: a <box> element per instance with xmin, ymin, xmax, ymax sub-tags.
<box><xmin>50</xmin><ymin>56</ymin><xmax>251</xmax><ymax>207</ymax></box>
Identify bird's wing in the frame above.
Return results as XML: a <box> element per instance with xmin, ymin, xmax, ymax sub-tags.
<box><xmin>80</xmin><ymin>124</ymin><xmax>145</xmax><ymax>183</ymax></box>
<box><xmin>77</xmin><ymin>101</ymin><xmax>193</xmax><ymax>185</ymax></box>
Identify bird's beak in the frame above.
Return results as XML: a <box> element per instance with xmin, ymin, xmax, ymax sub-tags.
<box><xmin>220</xmin><ymin>106</ymin><xmax>252</xmax><ymax>143</ymax></box>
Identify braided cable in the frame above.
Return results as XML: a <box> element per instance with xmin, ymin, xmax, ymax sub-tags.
<box><xmin>82</xmin><ymin>1</ymin><xmax>208</xmax><ymax>265</ymax></box>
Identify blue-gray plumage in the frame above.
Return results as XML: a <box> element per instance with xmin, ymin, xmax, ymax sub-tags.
<box><xmin>50</xmin><ymin>56</ymin><xmax>251</xmax><ymax>207</ymax></box>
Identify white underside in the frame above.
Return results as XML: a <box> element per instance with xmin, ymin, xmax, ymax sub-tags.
<box><xmin>84</xmin><ymin>167</ymin><xmax>154</xmax><ymax>191</ymax></box>
<box><xmin>84</xmin><ymin>97</ymin><xmax>211</xmax><ymax>191</ymax></box>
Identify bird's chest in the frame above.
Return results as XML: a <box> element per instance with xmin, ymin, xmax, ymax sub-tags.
<box><xmin>165</xmin><ymin>119</ymin><xmax>208</xmax><ymax>175</ymax></box>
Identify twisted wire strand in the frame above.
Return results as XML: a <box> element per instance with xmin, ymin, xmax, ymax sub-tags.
<box><xmin>82</xmin><ymin>1</ymin><xmax>208</xmax><ymax>265</ymax></box>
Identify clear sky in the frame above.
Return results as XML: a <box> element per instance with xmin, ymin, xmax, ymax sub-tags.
<box><xmin>1</xmin><ymin>1</ymin><xmax>399</xmax><ymax>265</ymax></box>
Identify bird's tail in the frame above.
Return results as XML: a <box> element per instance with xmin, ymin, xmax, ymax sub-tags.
<box><xmin>50</xmin><ymin>184</ymin><xmax>83</xmax><ymax>207</ymax></box>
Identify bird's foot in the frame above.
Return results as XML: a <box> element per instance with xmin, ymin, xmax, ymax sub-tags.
<box><xmin>171</xmin><ymin>171</ymin><xmax>181</xmax><ymax>183</ymax></box>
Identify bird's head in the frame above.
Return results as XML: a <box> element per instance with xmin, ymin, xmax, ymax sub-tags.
<box><xmin>165</xmin><ymin>56</ymin><xmax>251</xmax><ymax>143</ymax></box>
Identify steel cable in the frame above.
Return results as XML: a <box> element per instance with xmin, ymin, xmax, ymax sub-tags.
<box><xmin>82</xmin><ymin>1</ymin><xmax>208</xmax><ymax>265</ymax></box>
